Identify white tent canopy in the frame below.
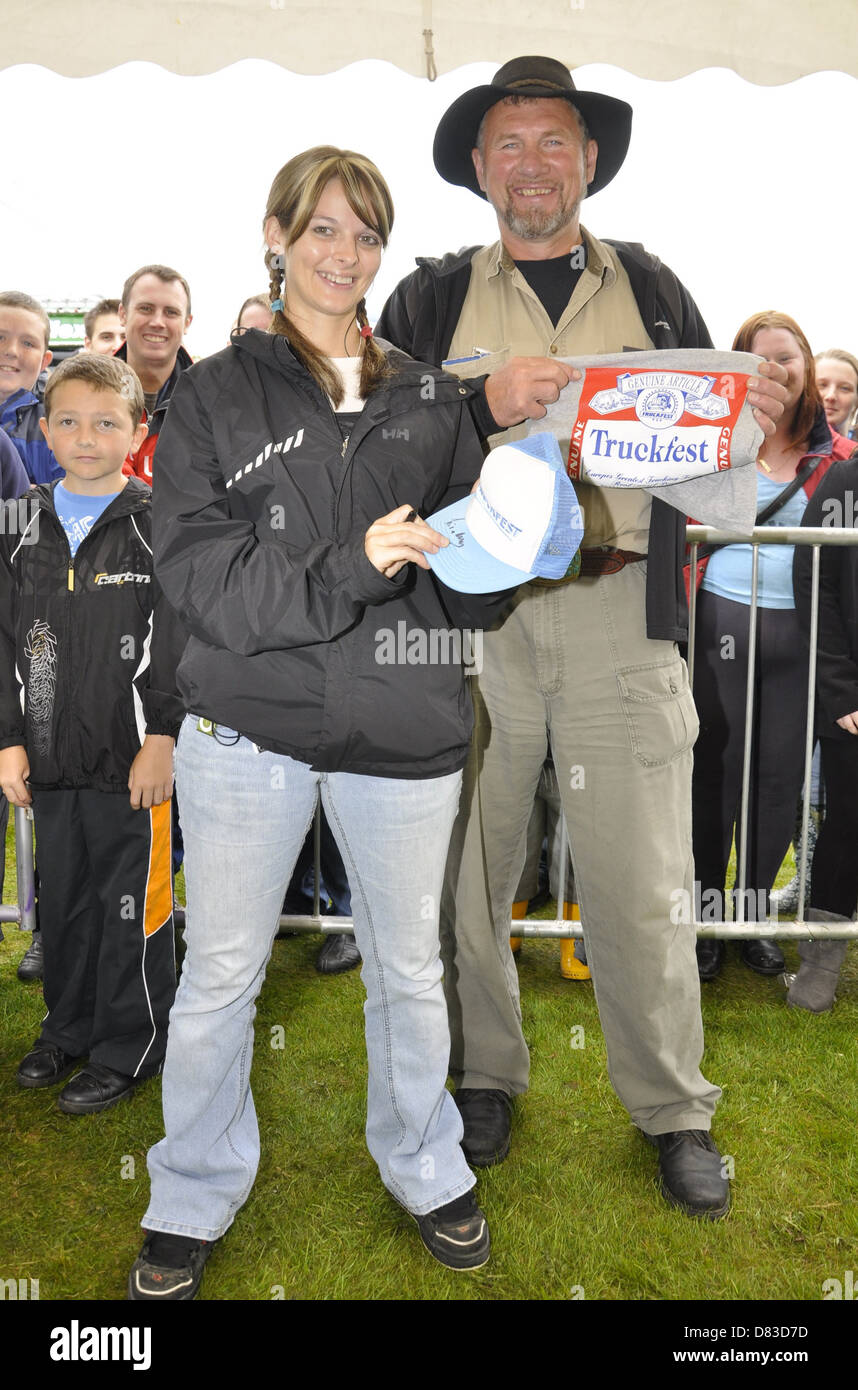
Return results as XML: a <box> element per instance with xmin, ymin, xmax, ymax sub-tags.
<box><xmin>5</xmin><ymin>0</ymin><xmax>858</xmax><ymax>84</ymax></box>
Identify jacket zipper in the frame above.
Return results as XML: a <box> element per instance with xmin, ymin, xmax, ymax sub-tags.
<box><xmin>38</xmin><ymin>492</ymin><xmax>149</xmax><ymax>779</ymax></box>
<box><xmin>36</xmin><ymin>510</ymin><xmax>79</xmax><ymax>778</ymax></box>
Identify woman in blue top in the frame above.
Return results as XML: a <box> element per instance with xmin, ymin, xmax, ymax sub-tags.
<box><xmin>691</xmin><ymin>311</ymin><xmax>853</xmax><ymax>981</ymax></box>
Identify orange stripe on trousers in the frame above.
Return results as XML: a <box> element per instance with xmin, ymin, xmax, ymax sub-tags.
<box><xmin>144</xmin><ymin>800</ymin><xmax>173</xmax><ymax>938</ymax></box>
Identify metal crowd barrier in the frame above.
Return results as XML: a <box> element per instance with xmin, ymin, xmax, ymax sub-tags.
<box><xmin>2</xmin><ymin>527</ymin><xmax>857</xmax><ymax>945</ymax></box>
<box><xmin>686</xmin><ymin>524</ymin><xmax>858</xmax><ymax>941</ymax></box>
<box><xmin>0</xmin><ymin>806</ymin><xmax>37</xmax><ymax>931</ymax></box>
<box><xmin>512</xmin><ymin>525</ymin><xmax>858</xmax><ymax>941</ymax></box>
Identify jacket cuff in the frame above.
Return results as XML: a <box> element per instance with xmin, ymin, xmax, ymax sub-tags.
<box><xmin>328</xmin><ymin>534</ymin><xmax>408</xmax><ymax>604</ymax></box>
<box><xmin>824</xmin><ymin>683</ymin><xmax>858</xmax><ymax>726</ymax></box>
<box><xmin>144</xmin><ymin>720</ymin><xmax>181</xmax><ymax>742</ymax></box>
<box><xmin>468</xmin><ymin>378</ymin><xmax>501</xmax><ymax>438</ymax></box>
<box><xmin>143</xmin><ymin>692</ymin><xmax>185</xmax><ymax>743</ymax></box>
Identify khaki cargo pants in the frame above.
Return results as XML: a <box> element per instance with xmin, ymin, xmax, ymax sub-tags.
<box><xmin>440</xmin><ymin>561</ymin><xmax>722</xmax><ymax>1133</ymax></box>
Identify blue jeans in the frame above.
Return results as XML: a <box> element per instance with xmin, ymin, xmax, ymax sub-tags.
<box><xmin>143</xmin><ymin>716</ymin><xmax>473</xmax><ymax>1239</ymax></box>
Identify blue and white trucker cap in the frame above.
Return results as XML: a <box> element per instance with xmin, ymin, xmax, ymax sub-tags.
<box><xmin>425</xmin><ymin>433</ymin><xmax>583</xmax><ymax>594</ymax></box>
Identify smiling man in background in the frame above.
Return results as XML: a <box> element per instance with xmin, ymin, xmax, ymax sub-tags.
<box><xmin>117</xmin><ymin>266</ymin><xmax>193</xmax><ymax>483</ymax></box>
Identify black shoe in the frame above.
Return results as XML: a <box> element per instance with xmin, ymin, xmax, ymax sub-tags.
<box><xmin>454</xmin><ymin>1088</ymin><xmax>512</xmax><ymax>1167</ymax></box>
<box><xmin>644</xmin><ymin>1129</ymin><xmax>731</xmax><ymax>1220</ymax></box>
<box><xmin>740</xmin><ymin>937</ymin><xmax>785</xmax><ymax>976</ymax></box>
<box><xmin>128</xmin><ymin>1231</ymin><xmax>216</xmax><ymax>1300</ymax></box>
<box><xmin>696</xmin><ymin>938</ymin><xmax>725</xmax><ymax>982</ymax></box>
<box><xmin>16</xmin><ymin>932</ymin><xmax>44</xmax><ymax>981</ymax></box>
<box><xmin>17</xmin><ymin>1042</ymin><xmax>81</xmax><ymax>1089</ymax></box>
<box><xmin>57</xmin><ymin>1062</ymin><xmax>153</xmax><ymax>1114</ymax></box>
<box><xmin>413</xmin><ymin>1191</ymin><xmax>490</xmax><ymax>1270</ymax></box>
<box><xmin>315</xmin><ymin>932</ymin><xmax>361</xmax><ymax>975</ymax></box>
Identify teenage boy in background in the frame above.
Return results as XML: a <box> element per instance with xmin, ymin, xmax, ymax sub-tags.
<box><xmin>0</xmin><ymin>352</ymin><xmax>184</xmax><ymax>1113</ymax></box>
<box><xmin>0</xmin><ymin>290</ymin><xmax>60</xmax><ymax>981</ymax></box>
<box><xmin>0</xmin><ymin>429</ymin><xmax>32</xmax><ymax>943</ymax></box>
<box><xmin>0</xmin><ymin>291</ymin><xmax>60</xmax><ymax>484</ymax></box>
<box><xmin>84</xmin><ymin>299</ymin><xmax>125</xmax><ymax>356</ymax></box>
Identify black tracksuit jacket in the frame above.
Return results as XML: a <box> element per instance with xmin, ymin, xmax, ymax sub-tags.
<box><xmin>794</xmin><ymin>454</ymin><xmax>858</xmax><ymax>739</ymax></box>
<box><xmin>375</xmin><ymin>239</ymin><xmax>714</xmax><ymax>643</ymax></box>
<box><xmin>151</xmin><ymin>329</ymin><xmax>513</xmax><ymax>779</ymax></box>
<box><xmin>0</xmin><ymin>477</ymin><xmax>185</xmax><ymax>790</ymax></box>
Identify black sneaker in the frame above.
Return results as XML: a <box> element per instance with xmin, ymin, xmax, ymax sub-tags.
<box><xmin>414</xmin><ymin>1192</ymin><xmax>490</xmax><ymax>1270</ymax></box>
<box><xmin>127</xmin><ymin>1231</ymin><xmax>216</xmax><ymax>1300</ymax></box>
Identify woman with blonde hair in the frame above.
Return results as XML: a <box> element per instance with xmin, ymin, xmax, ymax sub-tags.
<box><xmin>815</xmin><ymin>347</ymin><xmax>858</xmax><ymax>440</ymax></box>
<box><xmin>128</xmin><ymin>146</ymin><xmax>511</xmax><ymax>1297</ymax></box>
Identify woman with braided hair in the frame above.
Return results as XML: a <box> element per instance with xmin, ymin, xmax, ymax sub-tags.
<box><xmin>129</xmin><ymin>146</ymin><xmax>512</xmax><ymax>1298</ymax></box>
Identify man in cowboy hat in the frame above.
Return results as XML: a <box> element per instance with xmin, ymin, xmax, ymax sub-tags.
<box><xmin>376</xmin><ymin>56</ymin><xmax>786</xmax><ymax>1219</ymax></box>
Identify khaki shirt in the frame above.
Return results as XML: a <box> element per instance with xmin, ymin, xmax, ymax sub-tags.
<box><xmin>445</xmin><ymin>227</ymin><xmax>655</xmax><ymax>551</ymax></box>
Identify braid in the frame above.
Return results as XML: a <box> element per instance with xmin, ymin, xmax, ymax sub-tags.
<box><xmin>357</xmin><ymin>298</ymin><xmax>391</xmax><ymax>398</ymax></box>
<box><xmin>265</xmin><ymin>250</ymin><xmax>288</xmax><ymax>338</ymax></box>
<box><xmin>262</xmin><ymin>246</ymin><xmax>343</xmax><ymax>405</ymax></box>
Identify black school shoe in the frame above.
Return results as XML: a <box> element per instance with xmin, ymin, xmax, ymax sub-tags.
<box><xmin>16</xmin><ymin>932</ymin><xmax>44</xmax><ymax>981</ymax></box>
<box><xmin>128</xmin><ymin>1232</ymin><xmax>217</xmax><ymax>1301</ymax></box>
<box><xmin>696</xmin><ymin>938</ymin><xmax>726</xmax><ymax>981</ymax></box>
<box><xmin>17</xmin><ymin>1041</ymin><xmax>81</xmax><ymax>1088</ymax></box>
<box><xmin>642</xmin><ymin>1129</ymin><xmax>731</xmax><ymax>1220</ymax></box>
<box><xmin>413</xmin><ymin>1192</ymin><xmax>490</xmax><ymax>1270</ymax></box>
<box><xmin>453</xmin><ymin>1088</ymin><xmax>512</xmax><ymax>1167</ymax></box>
<box><xmin>315</xmin><ymin>932</ymin><xmax>361</xmax><ymax>974</ymax></box>
<box><xmin>57</xmin><ymin>1062</ymin><xmax>156</xmax><ymax>1114</ymax></box>
<box><xmin>740</xmin><ymin>938</ymin><xmax>785</xmax><ymax>975</ymax></box>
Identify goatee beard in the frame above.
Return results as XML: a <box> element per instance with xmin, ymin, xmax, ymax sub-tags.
<box><xmin>501</xmin><ymin>194</ymin><xmax>581</xmax><ymax>242</ymax></box>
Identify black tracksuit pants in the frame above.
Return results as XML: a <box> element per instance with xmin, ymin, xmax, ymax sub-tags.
<box><xmin>33</xmin><ymin>789</ymin><xmax>175</xmax><ymax>1076</ymax></box>
<box><xmin>811</xmin><ymin>736</ymin><xmax>858</xmax><ymax>918</ymax></box>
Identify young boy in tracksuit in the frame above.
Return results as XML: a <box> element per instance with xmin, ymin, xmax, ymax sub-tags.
<box><xmin>0</xmin><ymin>352</ymin><xmax>185</xmax><ymax>1114</ymax></box>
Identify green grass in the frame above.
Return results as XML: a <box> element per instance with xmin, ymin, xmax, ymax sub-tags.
<box><xmin>1</xmin><ymin>827</ymin><xmax>856</xmax><ymax>1302</ymax></box>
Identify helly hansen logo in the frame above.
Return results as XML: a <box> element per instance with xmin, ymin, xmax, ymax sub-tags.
<box><xmin>226</xmin><ymin>430</ymin><xmax>305</xmax><ymax>489</ymax></box>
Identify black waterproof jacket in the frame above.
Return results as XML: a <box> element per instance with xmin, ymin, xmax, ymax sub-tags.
<box><xmin>375</xmin><ymin>240</ymin><xmax>714</xmax><ymax>643</ymax></box>
<box><xmin>0</xmin><ymin>477</ymin><xmax>185</xmax><ymax>790</ymax></box>
<box><xmin>151</xmin><ymin>329</ymin><xmax>511</xmax><ymax>778</ymax></box>
<box><xmin>794</xmin><ymin>454</ymin><xmax>858</xmax><ymax>738</ymax></box>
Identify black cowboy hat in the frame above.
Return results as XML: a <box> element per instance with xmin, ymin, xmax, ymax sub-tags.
<box><xmin>433</xmin><ymin>56</ymin><xmax>632</xmax><ymax>200</ymax></box>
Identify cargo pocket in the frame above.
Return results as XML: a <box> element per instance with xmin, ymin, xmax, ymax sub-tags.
<box><xmin>616</xmin><ymin>657</ymin><xmax>699</xmax><ymax>767</ymax></box>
